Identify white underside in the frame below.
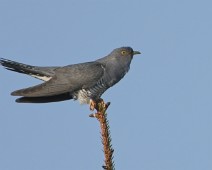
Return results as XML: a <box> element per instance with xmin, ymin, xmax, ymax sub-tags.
<box><xmin>31</xmin><ymin>75</ymin><xmax>52</xmax><ymax>81</ymax></box>
<box><xmin>76</xmin><ymin>89</ymin><xmax>91</xmax><ymax>104</ymax></box>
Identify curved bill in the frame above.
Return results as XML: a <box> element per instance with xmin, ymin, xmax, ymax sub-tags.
<box><xmin>133</xmin><ymin>51</ymin><xmax>141</xmax><ymax>55</ymax></box>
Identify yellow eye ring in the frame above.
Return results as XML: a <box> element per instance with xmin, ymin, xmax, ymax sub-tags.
<box><xmin>121</xmin><ymin>50</ymin><xmax>126</xmax><ymax>55</ymax></box>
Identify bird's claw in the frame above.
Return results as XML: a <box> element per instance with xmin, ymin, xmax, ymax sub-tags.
<box><xmin>89</xmin><ymin>99</ymin><xmax>110</xmax><ymax>118</ymax></box>
<box><xmin>89</xmin><ymin>98</ymin><xmax>109</xmax><ymax>111</ymax></box>
<box><xmin>89</xmin><ymin>99</ymin><xmax>96</xmax><ymax>111</ymax></box>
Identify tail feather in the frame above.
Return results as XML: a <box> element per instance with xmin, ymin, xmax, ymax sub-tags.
<box><xmin>0</xmin><ymin>58</ymin><xmax>37</xmax><ymax>74</ymax></box>
<box><xmin>0</xmin><ymin>58</ymin><xmax>56</xmax><ymax>81</ymax></box>
<box><xmin>15</xmin><ymin>93</ymin><xmax>73</xmax><ymax>103</ymax></box>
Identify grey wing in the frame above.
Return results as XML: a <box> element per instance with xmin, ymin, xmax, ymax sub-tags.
<box><xmin>11</xmin><ymin>62</ymin><xmax>105</xmax><ymax>97</ymax></box>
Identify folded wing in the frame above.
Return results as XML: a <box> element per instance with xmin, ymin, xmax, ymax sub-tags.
<box><xmin>11</xmin><ymin>62</ymin><xmax>105</xmax><ymax>97</ymax></box>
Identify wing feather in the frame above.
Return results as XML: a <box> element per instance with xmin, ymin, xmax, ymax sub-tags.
<box><xmin>11</xmin><ymin>62</ymin><xmax>105</xmax><ymax>97</ymax></box>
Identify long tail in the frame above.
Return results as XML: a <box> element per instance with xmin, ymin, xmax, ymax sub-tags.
<box><xmin>0</xmin><ymin>58</ymin><xmax>56</xmax><ymax>81</ymax></box>
<box><xmin>0</xmin><ymin>58</ymin><xmax>73</xmax><ymax>103</ymax></box>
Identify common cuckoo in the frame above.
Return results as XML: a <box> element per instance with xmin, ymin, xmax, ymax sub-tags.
<box><xmin>0</xmin><ymin>47</ymin><xmax>141</xmax><ymax>110</ymax></box>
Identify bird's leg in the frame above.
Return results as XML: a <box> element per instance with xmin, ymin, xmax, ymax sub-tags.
<box><xmin>89</xmin><ymin>98</ymin><xmax>108</xmax><ymax>111</ymax></box>
<box><xmin>89</xmin><ymin>99</ymin><xmax>110</xmax><ymax>117</ymax></box>
<box><xmin>89</xmin><ymin>99</ymin><xmax>96</xmax><ymax>111</ymax></box>
<box><xmin>98</xmin><ymin>98</ymin><xmax>107</xmax><ymax>110</ymax></box>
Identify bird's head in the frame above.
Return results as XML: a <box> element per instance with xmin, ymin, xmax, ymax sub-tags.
<box><xmin>97</xmin><ymin>46</ymin><xmax>141</xmax><ymax>69</ymax></box>
<box><xmin>111</xmin><ymin>47</ymin><xmax>141</xmax><ymax>59</ymax></box>
<box><xmin>102</xmin><ymin>46</ymin><xmax>141</xmax><ymax>73</ymax></box>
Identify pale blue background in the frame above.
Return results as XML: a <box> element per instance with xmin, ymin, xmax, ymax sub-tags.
<box><xmin>0</xmin><ymin>0</ymin><xmax>211</xmax><ymax>170</ymax></box>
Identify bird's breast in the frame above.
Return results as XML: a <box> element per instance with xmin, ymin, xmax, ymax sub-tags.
<box><xmin>74</xmin><ymin>79</ymin><xmax>108</xmax><ymax>104</ymax></box>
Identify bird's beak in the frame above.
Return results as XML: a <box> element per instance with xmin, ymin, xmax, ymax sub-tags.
<box><xmin>133</xmin><ymin>51</ymin><xmax>141</xmax><ymax>55</ymax></box>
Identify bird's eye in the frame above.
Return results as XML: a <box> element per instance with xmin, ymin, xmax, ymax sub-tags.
<box><xmin>121</xmin><ymin>50</ymin><xmax>127</xmax><ymax>55</ymax></box>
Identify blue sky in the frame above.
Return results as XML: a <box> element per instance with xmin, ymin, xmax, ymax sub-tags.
<box><xmin>0</xmin><ymin>0</ymin><xmax>211</xmax><ymax>170</ymax></box>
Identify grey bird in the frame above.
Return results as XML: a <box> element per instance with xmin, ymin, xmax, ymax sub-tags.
<box><xmin>0</xmin><ymin>47</ymin><xmax>141</xmax><ymax>110</ymax></box>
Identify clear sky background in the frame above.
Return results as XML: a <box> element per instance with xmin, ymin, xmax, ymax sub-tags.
<box><xmin>0</xmin><ymin>0</ymin><xmax>211</xmax><ymax>170</ymax></box>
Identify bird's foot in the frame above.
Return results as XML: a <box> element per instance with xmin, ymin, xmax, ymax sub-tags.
<box><xmin>89</xmin><ymin>99</ymin><xmax>96</xmax><ymax>111</ymax></box>
<box><xmin>89</xmin><ymin>98</ymin><xmax>109</xmax><ymax>111</ymax></box>
<box><xmin>89</xmin><ymin>99</ymin><xmax>111</xmax><ymax>118</ymax></box>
